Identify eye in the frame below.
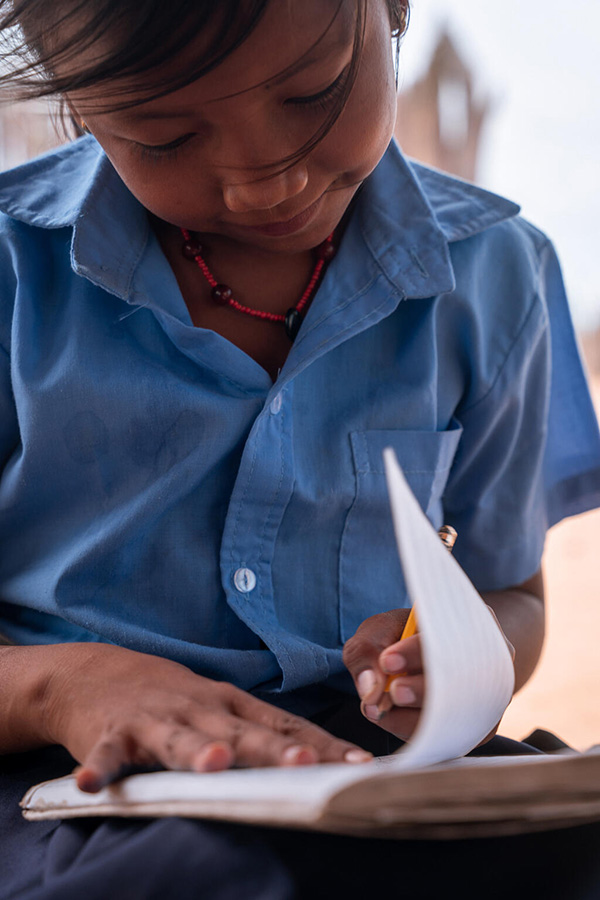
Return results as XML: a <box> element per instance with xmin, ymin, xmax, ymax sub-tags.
<box><xmin>135</xmin><ymin>133</ymin><xmax>194</xmax><ymax>162</ymax></box>
<box><xmin>286</xmin><ymin>67</ymin><xmax>349</xmax><ymax>112</ymax></box>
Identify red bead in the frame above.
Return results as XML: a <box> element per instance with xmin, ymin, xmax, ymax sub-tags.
<box><xmin>182</xmin><ymin>240</ymin><xmax>204</xmax><ymax>260</ymax></box>
<box><xmin>212</xmin><ymin>284</ymin><xmax>233</xmax><ymax>304</ymax></box>
<box><xmin>178</xmin><ymin>224</ymin><xmax>336</xmax><ymax>331</ymax></box>
<box><xmin>316</xmin><ymin>240</ymin><xmax>336</xmax><ymax>261</ymax></box>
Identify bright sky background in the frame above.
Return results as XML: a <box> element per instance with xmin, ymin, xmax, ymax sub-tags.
<box><xmin>396</xmin><ymin>0</ymin><xmax>600</xmax><ymax>330</ymax></box>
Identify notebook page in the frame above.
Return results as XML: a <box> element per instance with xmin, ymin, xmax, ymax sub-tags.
<box><xmin>381</xmin><ymin>447</ymin><xmax>515</xmax><ymax>768</ymax></box>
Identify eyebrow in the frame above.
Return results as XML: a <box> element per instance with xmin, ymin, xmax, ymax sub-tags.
<box><xmin>121</xmin><ymin>15</ymin><xmax>353</xmax><ymax>122</ymax></box>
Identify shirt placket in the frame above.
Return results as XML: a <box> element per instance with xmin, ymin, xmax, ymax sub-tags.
<box><xmin>220</xmin><ymin>381</ymin><xmax>329</xmax><ymax>691</ymax></box>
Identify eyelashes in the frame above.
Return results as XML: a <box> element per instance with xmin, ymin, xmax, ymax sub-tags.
<box><xmin>135</xmin><ymin>66</ymin><xmax>351</xmax><ymax>163</ymax></box>
<box><xmin>286</xmin><ymin>66</ymin><xmax>349</xmax><ymax>112</ymax></box>
<box><xmin>136</xmin><ymin>133</ymin><xmax>194</xmax><ymax>162</ymax></box>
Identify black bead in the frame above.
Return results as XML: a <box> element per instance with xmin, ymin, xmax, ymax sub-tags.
<box><xmin>182</xmin><ymin>240</ymin><xmax>204</xmax><ymax>260</ymax></box>
<box><xmin>212</xmin><ymin>284</ymin><xmax>233</xmax><ymax>304</ymax></box>
<box><xmin>316</xmin><ymin>240</ymin><xmax>336</xmax><ymax>261</ymax></box>
<box><xmin>284</xmin><ymin>308</ymin><xmax>302</xmax><ymax>341</ymax></box>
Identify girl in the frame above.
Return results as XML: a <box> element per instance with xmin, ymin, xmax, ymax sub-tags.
<box><xmin>1</xmin><ymin>1</ymin><xmax>599</xmax><ymax>897</ymax></box>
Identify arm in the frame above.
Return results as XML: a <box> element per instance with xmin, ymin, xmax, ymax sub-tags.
<box><xmin>483</xmin><ymin>568</ymin><xmax>544</xmax><ymax>694</ymax></box>
<box><xmin>0</xmin><ymin>644</ymin><xmax>66</xmax><ymax>753</ymax></box>
<box><xmin>0</xmin><ymin>642</ymin><xmax>372</xmax><ymax>790</ymax></box>
<box><xmin>343</xmin><ymin>567</ymin><xmax>544</xmax><ymax>741</ymax></box>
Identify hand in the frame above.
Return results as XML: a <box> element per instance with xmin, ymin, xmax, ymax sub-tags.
<box><xmin>343</xmin><ymin>609</ymin><xmax>424</xmax><ymax>741</ymax></box>
<box><xmin>343</xmin><ymin>606</ymin><xmax>515</xmax><ymax>744</ymax></box>
<box><xmin>43</xmin><ymin>643</ymin><xmax>372</xmax><ymax>792</ymax></box>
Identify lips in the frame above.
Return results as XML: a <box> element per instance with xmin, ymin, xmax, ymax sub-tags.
<box><xmin>236</xmin><ymin>195</ymin><xmax>323</xmax><ymax>237</ymax></box>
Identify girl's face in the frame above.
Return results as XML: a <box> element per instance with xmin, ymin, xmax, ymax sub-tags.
<box><xmin>72</xmin><ymin>0</ymin><xmax>398</xmax><ymax>255</ymax></box>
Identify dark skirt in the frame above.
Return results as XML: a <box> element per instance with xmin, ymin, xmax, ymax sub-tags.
<box><xmin>2</xmin><ymin>698</ymin><xmax>600</xmax><ymax>900</ymax></box>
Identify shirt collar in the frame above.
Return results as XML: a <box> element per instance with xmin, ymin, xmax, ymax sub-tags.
<box><xmin>0</xmin><ymin>135</ymin><xmax>103</xmax><ymax>229</ymax></box>
<box><xmin>357</xmin><ymin>141</ymin><xmax>520</xmax><ymax>300</ymax></box>
<box><xmin>0</xmin><ymin>136</ymin><xmax>149</xmax><ymax>302</ymax></box>
<box><xmin>0</xmin><ymin>136</ymin><xmax>520</xmax><ymax>305</ymax></box>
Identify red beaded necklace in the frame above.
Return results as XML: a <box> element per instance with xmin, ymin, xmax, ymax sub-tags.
<box><xmin>180</xmin><ymin>228</ymin><xmax>336</xmax><ymax>341</ymax></box>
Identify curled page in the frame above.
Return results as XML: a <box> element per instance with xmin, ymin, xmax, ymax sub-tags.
<box><xmin>383</xmin><ymin>447</ymin><xmax>515</xmax><ymax>768</ymax></box>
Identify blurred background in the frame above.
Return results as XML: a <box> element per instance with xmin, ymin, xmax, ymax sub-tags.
<box><xmin>0</xmin><ymin>0</ymin><xmax>598</xmax><ymax>749</ymax></box>
<box><xmin>393</xmin><ymin>0</ymin><xmax>600</xmax><ymax>751</ymax></box>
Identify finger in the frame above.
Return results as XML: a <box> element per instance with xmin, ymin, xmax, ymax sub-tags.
<box><xmin>363</xmin><ymin>674</ymin><xmax>424</xmax><ymax>721</ymax></box>
<box><xmin>373</xmin><ymin>634</ymin><xmax>423</xmax><ymax>717</ymax></box>
<box><xmin>343</xmin><ymin>609</ymin><xmax>411</xmax><ymax>703</ymax></box>
<box><xmin>362</xmin><ymin>691</ymin><xmax>393</xmax><ymax>722</ymax></box>
<box><xmin>389</xmin><ymin>674</ymin><xmax>424</xmax><ymax>708</ymax></box>
<box><xmin>222</xmin><ymin>717</ymin><xmax>320</xmax><ymax>768</ymax></box>
<box><xmin>76</xmin><ymin>732</ymin><xmax>153</xmax><ymax>793</ymax></box>
<box><xmin>226</xmin><ymin>691</ymin><xmax>372</xmax><ymax>765</ymax></box>
<box><xmin>181</xmin><ymin>706</ymin><xmax>320</xmax><ymax>768</ymax></box>
<box><xmin>141</xmin><ymin>722</ymin><xmax>235</xmax><ymax>773</ymax></box>
<box><xmin>379</xmin><ymin>634</ymin><xmax>422</xmax><ymax>676</ymax></box>
<box><xmin>136</xmin><ymin>699</ymin><xmax>309</xmax><ymax>771</ymax></box>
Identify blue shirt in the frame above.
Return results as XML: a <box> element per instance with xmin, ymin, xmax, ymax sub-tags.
<box><xmin>0</xmin><ymin>136</ymin><xmax>599</xmax><ymax>708</ymax></box>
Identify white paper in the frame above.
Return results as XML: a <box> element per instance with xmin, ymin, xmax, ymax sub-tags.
<box><xmin>382</xmin><ymin>447</ymin><xmax>515</xmax><ymax>767</ymax></box>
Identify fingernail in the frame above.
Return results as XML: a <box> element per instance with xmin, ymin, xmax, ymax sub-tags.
<box><xmin>193</xmin><ymin>743</ymin><xmax>233</xmax><ymax>772</ymax></box>
<box><xmin>363</xmin><ymin>704</ymin><xmax>382</xmax><ymax>721</ymax></box>
<box><xmin>282</xmin><ymin>745</ymin><xmax>315</xmax><ymax>766</ymax></box>
<box><xmin>345</xmin><ymin>749</ymin><xmax>373</xmax><ymax>764</ymax></box>
<box><xmin>390</xmin><ymin>683</ymin><xmax>416</xmax><ymax>705</ymax></box>
<box><xmin>357</xmin><ymin>669</ymin><xmax>377</xmax><ymax>699</ymax></box>
<box><xmin>382</xmin><ymin>652</ymin><xmax>406</xmax><ymax>674</ymax></box>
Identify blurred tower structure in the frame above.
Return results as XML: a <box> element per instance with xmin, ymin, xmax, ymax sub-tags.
<box><xmin>395</xmin><ymin>30</ymin><xmax>491</xmax><ymax>183</ymax></box>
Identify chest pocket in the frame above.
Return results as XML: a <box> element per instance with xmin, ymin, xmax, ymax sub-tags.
<box><xmin>339</xmin><ymin>422</ymin><xmax>463</xmax><ymax>643</ymax></box>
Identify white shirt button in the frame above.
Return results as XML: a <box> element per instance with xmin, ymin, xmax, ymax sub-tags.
<box><xmin>234</xmin><ymin>567</ymin><xmax>257</xmax><ymax>593</ymax></box>
<box><xmin>270</xmin><ymin>393</ymin><xmax>283</xmax><ymax>415</ymax></box>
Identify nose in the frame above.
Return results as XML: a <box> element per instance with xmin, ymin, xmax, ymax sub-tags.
<box><xmin>222</xmin><ymin>162</ymin><xmax>309</xmax><ymax>214</ymax></box>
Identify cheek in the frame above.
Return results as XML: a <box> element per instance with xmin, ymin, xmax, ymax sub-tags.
<box><xmin>100</xmin><ymin>143</ymin><xmax>217</xmax><ymax>223</ymax></box>
<box><xmin>358</xmin><ymin>75</ymin><xmax>397</xmax><ymax>155</ymax></box>
<box><xmin>318</xmin><ymin>70</ymin><xmax>397</xmax><ymax>178</ymax></box>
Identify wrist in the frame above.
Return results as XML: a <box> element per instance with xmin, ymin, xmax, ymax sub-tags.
<box><xmin>0</xmin><ymin>642</ymin><xmax>99</xmax><ymax>753</ymax></box>
<box><xmin>0</xmin><ymin>644</ymin><xmax>59</xmax><ymax>751</ymax></box>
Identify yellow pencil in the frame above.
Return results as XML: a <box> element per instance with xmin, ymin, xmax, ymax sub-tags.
<box><xmin>383</xmin><ymin>525</ymin><xmax>457</xmax><ymax>693</ymax></box>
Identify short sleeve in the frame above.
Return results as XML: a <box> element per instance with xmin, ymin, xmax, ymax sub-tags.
<box><xmin>541</xmin><ymin>242</ymin><xmax>600</xmax><ymax>522</ymax></box>
<box><xmin>442</xmin><ymin>239</ymin><xmax>600</xmax><ymax>592</ymax></box>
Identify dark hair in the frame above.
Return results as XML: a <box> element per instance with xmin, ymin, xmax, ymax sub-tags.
<box><xmin>0</xmin><ymin>0</ymin><xmax>409</xmax><ymax>162</ymax></box>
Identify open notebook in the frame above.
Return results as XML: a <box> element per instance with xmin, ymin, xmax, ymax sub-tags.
<box><xmin>21</xmin><ymin>450</ymin><xmax>600</xmax><ymax>838</ymax></box>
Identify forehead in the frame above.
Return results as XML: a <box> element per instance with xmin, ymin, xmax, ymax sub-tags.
<box><xmin>72</xmin><ymin>0</ymin><xmax>356</xmax><ymax>117</ymax></box>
